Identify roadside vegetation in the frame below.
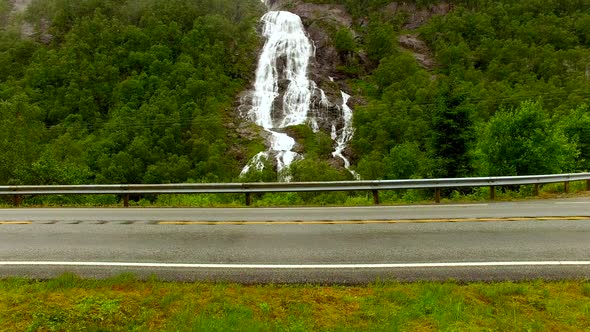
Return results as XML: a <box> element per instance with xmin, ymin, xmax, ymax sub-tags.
<box><xmin>0</xmin><ymin>274</ymin><xmax>588</xmax><ymax>331</ymax></box>
<box><xmin>1</xmin><ymin>180</ymin><xmax>588</xmax><ymax>208</ymax></box>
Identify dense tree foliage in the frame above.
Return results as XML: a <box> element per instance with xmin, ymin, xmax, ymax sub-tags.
<box><xmin>336</xmin><ymin>0</ymin><xmax>590</xmax><ymax>180</ymax></box>
<box><xmin>476</xmin><ymin>101</ymin><xmax>577</xmax><ymax>176</ymax></box>
<box><xmin>0</xmin><ymin>0</ymin><xmax>264</xmax><ymax>185</ymax></box>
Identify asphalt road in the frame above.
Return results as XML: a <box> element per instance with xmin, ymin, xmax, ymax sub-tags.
<box><xmin>0</xmin><ymin>198</ymin><xmax>589</xmax><ymax>283</ymax></box>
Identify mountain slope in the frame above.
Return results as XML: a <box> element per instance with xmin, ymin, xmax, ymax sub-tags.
<box><xmin>1</xmin><ymin>0</ymin><xmax>265</xmax><ymax>185</ymax></box>
<box><xmin>0</xmin><ymin>0</ymin><xmax>589</xmax><ymax>191</ymax></box>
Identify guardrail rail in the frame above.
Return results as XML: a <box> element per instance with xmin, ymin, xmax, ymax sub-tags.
<box><xmin>1</xmin><ymin>173</ymin><xmax>589</xmax><ymax>207</ymax></box>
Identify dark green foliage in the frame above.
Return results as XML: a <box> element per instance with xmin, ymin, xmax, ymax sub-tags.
<box><xmin>383</xmin><ymin>142</ymin><xmax>430</xmax><ymax>180</ymax></box>
<box><xmin>347</xmin><ymin>0</ymin><xmax>590</xmax><ymax>180</ymax></box>
<box><xmin>333</xmin><ymin>28</ymin><xmax>355</xmax><ymax>54</ymax></box>
<box><xmin>289</xmin><ymin>124</ymin><xmax>334</xmax><ymax>159</ymax></box>
<box><xmin>558</xmin><ymin>104</ymin><xmax>590</xmax><ymax>171</ymax></box>
<box><xmin>430</xmin><ymin>79</ymin><xmax>474</xmax><ymax>178</ymax></box>
<box><xmin>475</xmin><ymin>101</ymin><xmax>577</xmax><ymax>176</ymax></box>
<box><xmin>0</xmin><ymin>94</ymin><xmax>45</xmax><ymax>184</ymax></box>
<box><xmin>289</xmin><ymin>158</ymin><xmax>352</xmax><ymax>182</ymax></box>
<box><xmin>239</xmin><ymin>160</ymin><xmax>278</xmax><ymax>183</ymax></box>
<box><xmin>364</xmin><ymin>23</ymin><xmax>398</xmax><ymax>63</ymax></box>
<box><xmin>0</xmin><ymin>33</ymin><xmax>38</xmax><ymax>81</ymax></box>
<box><xmin>352</xmin><ymin>52</ymin><xmax>435</xmax><ymax>179</ymax></box>
<box><xmin>0</xmin><ymin>0</ymin><xmax>264</xmax><ymax>185</ymax></box>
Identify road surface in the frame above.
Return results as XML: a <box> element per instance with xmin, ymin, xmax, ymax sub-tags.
<box><xmin>0</xmin><ymin>198</ymin><xmax>589</xmax><ymax>283</ymax></box>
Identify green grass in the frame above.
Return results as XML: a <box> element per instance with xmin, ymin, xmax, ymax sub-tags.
<box><xmin>0</xmin><ymin>275</ymin><xmax>589</xmax><ymax>331</ymax></box>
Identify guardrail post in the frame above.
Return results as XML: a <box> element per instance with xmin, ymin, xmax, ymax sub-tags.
<box><xmin>245</xmin><ymin>193</ymin><xmax>252</xmax><ymax>206</ymax></box>
<box><xmin>372</xmin><ymin>190</ymin><xmax>380</xmax><ymax>205</ymax></box>
<box><xmin>435</xmin><ymin>188</ymin><xmax>441</xmax><ymax>204</ymax></box>
<box><xmin>587</xmin><ymin>179</ymin><xmax>590</xmax><ymax>191</ymax></box>
<box><xmin>533</xmin><ymin>184</ymin><xmax>540</xmax><ymax>196</ymax></box>
<box><xmin>564</xmin><ymin>181</ymin><xmax>569</xmax><ymax>193</ymax></box>
<box><xmin>123</xmin><ymin>194</ymin><xmax>129</xmax><ymax>208</ymax></box>
<box><xmin>13</xmin><ymin>195</ymin><xmax>22</xmax><ymax>207</ymax></box>
<box><xmin>490</xmin><ymin>186</ymin><xmax>495</xmax><ymax>200</ymax></box>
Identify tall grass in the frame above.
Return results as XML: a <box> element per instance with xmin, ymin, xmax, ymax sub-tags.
<box><xmin>0</xmin><ymin>275</ymin><xmax>589</xmax><ymax>331</ymax></box>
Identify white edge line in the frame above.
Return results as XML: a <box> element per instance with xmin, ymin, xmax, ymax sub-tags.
<box><xmin>0</xmin><ymin>261</ymin><xmax>589</xmax><ymax>269</ymax></box>
<box><xmin>554</xmin><ymin>202</ymin><xmax>590</xmax><ymax>205</ymax></box>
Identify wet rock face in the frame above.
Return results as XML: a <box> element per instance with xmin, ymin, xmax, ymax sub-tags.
<box><xmin>295</xmin><ymin>3</ymin><xmax>353</xmax><ymax>28</ymax></box>
<box><xmin>268</xmin><ymin>0</ymin><xmax>356</xmax><ymax>114</ymax></box>
<box><xmin>271</xmin><ymin>0</ymin><xmax>447</xmax><ymax>76</ymax></box>
<box><xmin>398</xmin><ymin>34</ymin><xmax>437</xmax><ymax>70</ymax></box>
<box><xmin>9</xmin><ymin>0</ymin><xmax>33</xmax><ymax>14</ymax></box>
<box><xmin>384</xmin><ymin>1</ymin><xmax>452</xmax><ymax>29</ymax></box>
<box><xmin>290</xmin><ymin>1</ymin><xmax>352</xmax><ymax>71</ymax></box>
<box><xmin>307</xmin><ymin>23</ymin><xmax>339</xmax><ymax>77</ymax></box>
<box><xmin>4</xmin><ymin>0</ymin><xmax>53</xmax><ymax>43</ymax></box>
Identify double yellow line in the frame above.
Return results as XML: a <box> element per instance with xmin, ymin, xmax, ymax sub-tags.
<box><xmin>158</xmin><ymin>216</ymin><xmax>590</xmax><ymax>225</ymax></box>
<box><xmin>1</xmin><ymin>216</ymin><xmax>588</xmax><ymax>225</ymax></box>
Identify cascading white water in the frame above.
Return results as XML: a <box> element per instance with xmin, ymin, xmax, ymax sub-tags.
<box><xmin>242</xmin><ymin>1</ymin><xmax>358</xmax><ymax>179</ymax></box>
<box><xmin>332</xmin><ymin>92</ymin><xmax>359</xmax><ymax>179</ymax></box>
<box><xmin>242</xmin><ymin>10</ymin><xmax>314</xmax><ymax>176</ymax></box>
<box><xmin>249</xmin><ymin>10</ymin><xmax>314</xmax><ymax>129</ymax></box>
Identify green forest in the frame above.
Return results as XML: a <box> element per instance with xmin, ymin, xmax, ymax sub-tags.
<box><xmin>1</xmin><ymin>0</ymin><xmax>589</xmax><ymax>192</ymax></box>
<box><xmin>322</xmin><ymin>0</ymin><xmax>590</xmax><ymax>180</ymax></box>
<box><xmin>1</xmin><ymin>0</ymin><xmax>265</xmax><ymax>186</ymax></box>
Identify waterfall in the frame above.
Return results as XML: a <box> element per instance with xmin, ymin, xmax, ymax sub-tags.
<box><xmin>332</xmin><ymin>92</ymin><xmax>360</xmax><ymax>179</ymax></box>
<box><xmin>241</xmin><ymin>10</ymin><xmax>313</xmax><ymax>177</ymax></box>
<box><xmin>249</xmin><ymin>11</ymin><xmax>314</xmax><ymax>129</ymax></box>
<box><xmin>242</xmin><ymin>1</ymin><xmax>358</xmax><ymax>179</ymax></box>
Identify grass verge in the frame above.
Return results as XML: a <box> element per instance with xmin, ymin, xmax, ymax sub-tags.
<box><xmin>0</xmin><ymin>274</ymin><xmax>589</xmax><ymax>331</ymax></box>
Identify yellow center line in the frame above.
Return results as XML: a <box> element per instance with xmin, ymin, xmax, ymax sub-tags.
<box><xmin>1</xmin><ymin>218</ymin><xmax>587</xmax><ymax>226</ymax></box>
<box><xmin>158</xmin><ymin>217</ymin><xmax>590</xmax><ymax>225</ymax></box>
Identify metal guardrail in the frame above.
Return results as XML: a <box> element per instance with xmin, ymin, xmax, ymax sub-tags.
<box><xmin>1</xmin><ymin>173</ymin><xmax>590</xmax><ymax>207</ymax></box>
